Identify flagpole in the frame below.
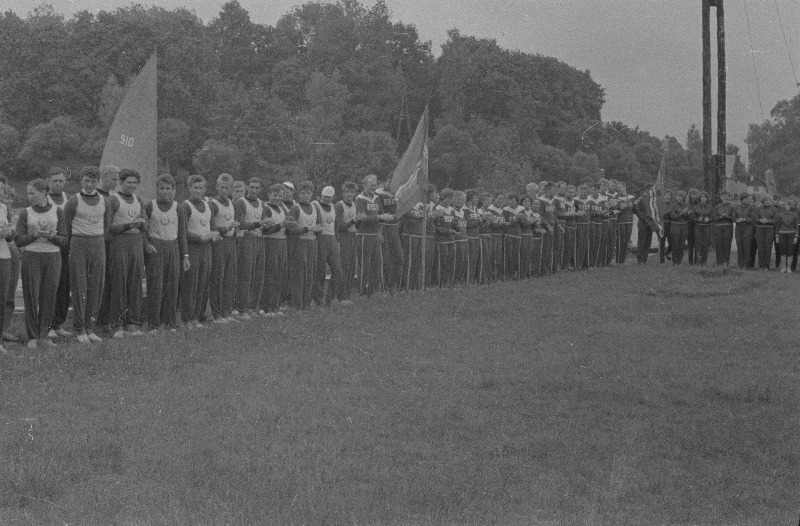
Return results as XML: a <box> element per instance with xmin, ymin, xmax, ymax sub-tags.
<box><xmin>421</xmin><ymin>202</ymin><xmax>427</xmax><ymax>289</ymax></box>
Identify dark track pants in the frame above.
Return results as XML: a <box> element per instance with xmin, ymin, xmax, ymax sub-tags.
<box><xmin>669</xmin><ymin>221</ymin><xmax>688</xmax><ymax>264</ymax></box>
<box><xmin>636</xmin><ymin>221</ymin><xmax>654</xmax><ymax>263</ymax></box>
<box><xmin>605</xmin><ymin>217</ymin><xmax>617</xmax><ymax>266</ymax></box>
<box><xmin>478</xmin><ymin>235</ymin><xmax>491</xmax><ymax>284</ymax></box>
<box><xmin>108</xmin><ymin>233</ymin><xmax>144</xmax><ymax>329</ymax></box>
<box><xmin>553</xmin><ymin>224</ymin><xmax>563</xmax><ymax>272</ymax></box>
<box><xmin>337</xmin><ymin>232</ymin><xmax>356</xmax><ymax>300</ymax></box>
<box><xmin>687</xmin><ymin>221</ymin><xmax>696</xmax><ymax>265</ymax></box>
<box><xmin>454</xmin><ymin>239</ymin><xmax>469</xmax><ymax>285</ymax></box>
<box><xmin>402</xmin><ymin>234</ymin><xmax>424</xmax><ymax>291</ymax></box>
<box><xmin>713</xmin><ymin>223</ymin><xmax>733</xmax><ymax>265</ymax></box>
<box><xmin>531</xmin><ymin>234</ymin><xmax>544</xmax><ymax>277</ymax></box>
<box><xmin>210</xmin><ymin>237</ymin><xmax>237</xmax><ymax>319</ymax></box>
<box><xmin>756</xmin><ymin>225</ymin><xmax>775</xmax><ymax>269</ymax></box>
<box><xmin>616</xmin><ymin>221</ymin><xmax>632</xmax><ymax>264</ymax></box>
<box><xmin>659</xmin><ymin>220</ymin><xmax>672</xmax><ymax>263</ymax></box>
<box><xmin>69</xmin><ymin>236</ymin><xmax>105</xmax><ymax>332</ymax></box>
<box><xmin>314</xmin><ymin>235</ymin><xmax>342</xmax><ymax>305</ymax></box>
<box><xmin>180</xmin><ymin>242</ymin><xmax>211</xmax><ymax>323</ymax></box>
<box><xmin>289</xmin><ymin>237</ymin><xmax>316</xmax><ymax>310</ymax></box>
<box><xmin>491</xmin><ymin>233</ymin><xmax>504</xmax><ymax>281</ymax></box>
<box><xmin>562</xmin><ymin>224</ymin><xmax>576</xmax><ymax>270</ymax></box>
<box><xmin>588</xmin><ymin>221</ymin><xmax>601</xmax><ymax>268</ymax></box>
<box><xmin>504</xmin><ymin>235</ymin><xmax>520</xmax><ymax>280</ymax></box>
<box><xmin>21</xmin><ymin>251</ymin><xmax>60</xmax><ymax>340</ymax></box>
<box><xmin>236</xmin><ymin>235</ymin><xmax>264</xmax><ymax>312</ymax></box>
<box><xmin>262</xmin><ymin>237</ymin><xmax>287</xmax><ymax>312</ymax></box>
<box><xmin>145</xmin><ymin>238</ymin><xmax>180</xmax><ymax>328</ymax></box>
<box><xmin>735</xmin><ymin>224</ymin><xmax>755</xmax><ymax>269</ymax></box>
<box><xmin>0</xmin><ymin>258</ymin><xmax>9</xmax><ymax>340</ymax></box>
<box><xmin>576</xmin><ymin>223</ymin><xmax>590</xmax><ymax>269</ymax></box>
<box><xmin>468</xmin><ymin>236</ymin><xmax>481</xmax><ymax>284</ymax></box>
<box><xmin>52</xmin><ymin>245</ymin><xmax>69</xmax><ymax>330</ymax></box>
<box><xmin>380</xmin><ymin>223</ymin><xmax>403</xmax><ymax>292</ymax></box>
<box><xmin>357</xmin><ymin>233</ymin><xmax>382</xmax><ymax>296</ymax></box>
<box><xmin>694</xmin><ymin>223</ymin><xmax>712</xmax><ymax>265</ymax></box>
<box><xmin>435</xmin><ymin>241</ymin><xmax>456</xmax><ymax>287</ymax></box>
<box><xmin>520</xmin><ymin>234</ymin><xmax>533</xmax><ymax>279</ymax></box>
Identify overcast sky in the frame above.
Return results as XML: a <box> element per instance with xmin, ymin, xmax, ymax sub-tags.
<box><xmin>3</xmin><ymin>0</ymin><xmax>800</xmax><ymax>165</ymax></box>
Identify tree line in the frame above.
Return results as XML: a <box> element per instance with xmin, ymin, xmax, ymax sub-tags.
<box><xmin>0</xmin><ymin>0</ymin><xmax>749</xmax><ymax>196</ymax></box>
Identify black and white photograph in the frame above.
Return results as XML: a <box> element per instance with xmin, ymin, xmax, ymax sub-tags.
<box><xmin>0</xmin><ymin>0</ymin><xmax>799</xmax><ymax>524</ymax></box>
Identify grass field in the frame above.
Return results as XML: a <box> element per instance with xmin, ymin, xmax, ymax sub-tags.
<box><xmin>1</xmin><ymin>262</ymin><xmax>799</xmax><ymax>525</ymax></box>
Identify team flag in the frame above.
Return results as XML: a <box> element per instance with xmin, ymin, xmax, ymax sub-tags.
<box><xmin>639</xmin><ymin>148</ymin><xmax>666</xmax><ymax>236</ymax></box>
<box><xmin>391</xmin><ymin>106</ymin><xmax>429</xmax><ymax>217</ymax></box>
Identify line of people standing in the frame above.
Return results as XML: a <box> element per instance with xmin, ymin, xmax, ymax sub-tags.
<box><xmin>0</xmin><ymin>167</ymin><xmax>637</xmax><ymax>354</ymax></box>
<box><xmin>635</xmin><ymin>188</ymin><xmax>800</xmax><ymax>272</ymax></box>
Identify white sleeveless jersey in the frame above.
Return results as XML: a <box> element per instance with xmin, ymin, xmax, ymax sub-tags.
<box><xmin>263</xmin><ymin>203</ymin><xmax>286</xmax><ymax>240</ymax></box>
<box><xmin>210</xmin><ymin>198</ymin><xmax>235</xmax><ymax>237</ymax></box>
<box><xmin>72</xmin><ymin>194</ymin><xmax>105</xmax><ymax>237</ymax></box>
<box><xmin>313</xmin><ymin>201</ymin><xmax>336</xmax><ymax>236</ymax></box>
<box><xmin>148</xmin><ymin>201</ymin><xmax>178</xmax><ymax>241</ymax></box>
<box><xmin>295</xmin><ymin>204</ymin><xmax>318</xmax><ymax>240</ymax></box>
<box><xmin>185</xmin><ymin>200</ymin><xmax>211</xmax><ymax>240</ymax></box>
<box><xmin>24</xmin><ymin>205</ymin><xmax>59</xmax><ymax>253</ymax></box>
<box><xmin>240</xmin><ymin>197</ymin><xmax>263</xmax><ymax>238</ymax></box>
<box><xmin>111</xmin><ymin>193</ymin><xmax>142</xmax><ymax>234</ymax></box>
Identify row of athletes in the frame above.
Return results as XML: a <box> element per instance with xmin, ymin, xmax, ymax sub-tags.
<box><xmin>635</xmin><ymin>188</ymin><xmax>800</xmax><ymax>272</ymax></box>
<box><xmin>0</xmin><ymin>167</ymin><xmax>636</xmax><ymax>354</ymax></box>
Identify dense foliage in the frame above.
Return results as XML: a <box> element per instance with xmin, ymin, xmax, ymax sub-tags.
<box><xmin>747</xmin><ymin>93</ymin><xmax>800</xmax><ymax>195</ymax></box>
<box><xmin>0</xmin><ymin>0</ymin><xmax>719</xmax><ymax>193</ymax></box>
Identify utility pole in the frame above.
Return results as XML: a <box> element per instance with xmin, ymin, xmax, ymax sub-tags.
<box><xmin>716</xmin><ymin>0</ymin><xmax>726</xmax><ymax>201</ymax></box>
<box><xmin>703</xmin><ymin>0</ymin><xmax>725</xmax><ymax>202</ymax></box>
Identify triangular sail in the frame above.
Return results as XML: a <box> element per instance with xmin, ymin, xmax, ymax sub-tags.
<box><xmin>100</xmin><ymin>53</ymin><xmax>158</xmax><ymax>201</ymax></box>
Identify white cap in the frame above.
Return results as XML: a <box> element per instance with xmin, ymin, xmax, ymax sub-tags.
<box><xmin>321</xmin><ymin>186</ymin><xmax>335</xmax><ymax>197</ymax></box>
<box><xmin>283</xmin><ymin>181</ymin><xmax>295</xmax><ymax>191</ymax></box>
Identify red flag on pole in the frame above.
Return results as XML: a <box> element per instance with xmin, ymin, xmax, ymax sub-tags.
<box><xmin>391</xmin><ymin>106</ymin><xmax>429</xmax><ymax>217</ymax></box>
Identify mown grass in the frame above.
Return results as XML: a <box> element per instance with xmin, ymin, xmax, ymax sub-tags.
<box><xmin>1</xmin><ymin>263</ymin><xmax>799</xmax><ymax>525</ymax></box>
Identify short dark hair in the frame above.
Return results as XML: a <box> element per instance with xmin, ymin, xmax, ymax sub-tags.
<box><xmin>119</xmin><ymin>168</ymin><xmax>140</xmax><ymax>183</ymax></box>
<box><xmin>298</xmin><ymin>180</ymin><xmax>315</xmax><ymax>194</ymax></box>
<box><xmin>79</xmin><ymin>166</ymin><xmax>100</xmax><ymax>180</ymax></box>
<box><xmin>156</xmin><ymin>174</ymin><xmax>176</xmax><ymax>188</ymax></box>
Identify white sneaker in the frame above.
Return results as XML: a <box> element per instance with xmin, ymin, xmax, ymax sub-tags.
<box><xmin>275</xmin><ymin>311</ymin><xmax>285</xmax><ymax>316</ymax></box>
<box><xmin>26</xmin><ymin>340</ymin><xmax>37</xmax><ymax>349</ymax></box>
<box><xmin>87</xmin><ymin>333</ymin><xmax>103</xmax><ymax>343</ymax></box>
<box><xmin>77</xmin><ymin>333</ymin><xmax>90</xmax><ymax>344</ymax></box>
<box><xmin>195</xmin><ymin>322</ymin><xmax>207</xmax><ymax>329</ymax></box>
<box><xmin>47</xmin><ymin>329</ymin><xmax>57</xmax><ymax>339</ymax></box>
<box><xmin>231</xmin><ymin>310</ymin><xmax>240</xmax><ymax>316</ymax></box>
<box><xmin>112</xmin><ymin>330</ymin><xmax>125</xmax><ymax>339</ymax></box>
<box><xmin>56</xmin><ymin>328</ymin><xmax>73</xmax><ymax>337</ymax></box>
<box><xmin>258</xmin><ymin>309</ymin><xmax>267</xmax><ymax>316</ymax></box>
<box><xmin>264</xmin><ymin>312</ymin><xmax>276</xmax><ymax>318</ymax></box>
<box><xmin>238</xmin><ymin>313</ymin><xmax>252</xmax><ymax>321</ymax></box>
